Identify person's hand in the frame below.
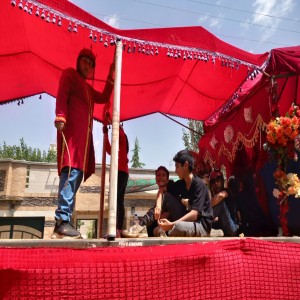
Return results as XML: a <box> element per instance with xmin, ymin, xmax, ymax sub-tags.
<box><xmin>181</xmin><ymin>198</ymin><xmax>189</xmax><ymax>209</ymax></box>
<box><xmin>102</xmin><ymin>107</ymin><xmax>112</xmax><ymax>126</ymax></box>
<box><xmin>103</xmin><ymin>125</ymin><xmax>108</xmax><ymax>134</ymax></box>
<box><xmin>105</xmin><ymin>111</ymin><xmax>112</xmax><ymax>125</ymax></box>
<box><xmin>55</xmin><ymin>122</ymin><xmax>65</xmax><ymax>132</ymax></box>
<box><xmin>158</xmin><ymin>219</ymin><xmax>174</xmax><ymax>231</ymax></box>
<box><xmin>154</xmin><ymin>205</ymin><xmax>161</xmax><ymax>220</ymax></box>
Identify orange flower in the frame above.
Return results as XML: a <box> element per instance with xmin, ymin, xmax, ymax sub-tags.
<box><xmin>266</xmin><ymin>134</ymin><xmax>276</xmax><ymax>144</ymax></box>
<box><xmin>266</xmin><ymin>103</ymin><xmax>300</xmax><ymax>163</ymax></box>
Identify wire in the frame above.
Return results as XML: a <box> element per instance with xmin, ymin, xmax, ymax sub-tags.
<box><xmin>161</xmin><ymin>113</ymin><xmax>202</xmax><ymax>136</ymax></box>
<box><xmin>93</xmin><ymin>12</ymin><xmax>162</xmax><ymax>28</ymax></box>
<box><xmin>186</xmin><ymin>0</ymin><xmax>300</xmax><ymax>23</ymax></box>
<box><xmin>216</xmin><ymin>34</ymin><xmax>291</xmax><ymax>47</ymax></box>
<box><xmin>130</xmin><ymin>0</ymin><xmax>300</xmax><ymax>34</ymax></box>
<box><xmin>85</xmin><ymin>0</ymin><xmax>297</xmax><ymax>49</ymax></box>
<box><xmin>91</xmin><ymin>12</ymin><xmax>292</xmax><ymax>48</ymax></box>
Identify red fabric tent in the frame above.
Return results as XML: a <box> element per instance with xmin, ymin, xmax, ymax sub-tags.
<box><xmin>199</xmin><ymin>46</ymin><xmax>300</xmax><ymax>174</ymax></box>
<box><xmin>197</xmin><ymin>46</ymin><xmax>300</xmax><ymax>226</ymax></box>
<box><xmin>0</xmin><ymin>0</ymin><xmax>269</xmax><ymax>123</ymax></box>
<box><xmin>2</xmin><ymin>0</ymin><xmax>299</xmax><ymax>174</ymax></box>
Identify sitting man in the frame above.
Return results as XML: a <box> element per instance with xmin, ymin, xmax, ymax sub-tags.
<box><xmin>122</xmin><ymin>166</ymin><xmax>171</xmax><ymax>238</ymax></box>
<box><xmin>157</xmin><ymin>150</ymin><xmax>213</xmax><ymax>237</ymax></box>
<box><xmin>210</xmin><ymin>171</ymin><xmax>239</xmax><ymax>237</ymax></box>
<box><xmin>140</xmin><ymin>166</ymin><xmax>173</xmax><ymax>236</ymax></box>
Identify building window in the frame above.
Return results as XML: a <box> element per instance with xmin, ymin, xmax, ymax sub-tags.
<box><xmin>0</xmin><ymin>170</ymin><xmax>6</xmax><ymax>191</ymax></box>
<box><xmin>26</xmin><ymin>165</ymin><xmax>30</xmax><ymax>188</ymax></box>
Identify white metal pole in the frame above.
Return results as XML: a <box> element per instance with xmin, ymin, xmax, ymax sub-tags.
<box><xmin>107</xmin><ymin>39</ymin><xmax>122</xmax><ymax>240</ymax></box>
<box><xmin>98</xmin><ymin>135</ymin><xmax>107</xmax><ymax>238</ymax></box>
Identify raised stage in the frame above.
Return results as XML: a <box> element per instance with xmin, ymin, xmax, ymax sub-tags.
<box><xmin>1</xmin><ymin>237</ymin><xmax>300</xmax><ymax>299</ymax></box>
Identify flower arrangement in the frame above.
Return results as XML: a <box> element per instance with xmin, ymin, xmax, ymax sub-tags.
<box><xmin>273</xmin><ymin>169</ymin><xmax>300</xmax><ymax>202</ymax></box>
<box><xmin>266</xmin><ymin>103</ymin><xmax>300</xmax><ymax>165</ymax></box>
<box><xmin>272</xmin><ymin>169</ymin><xmax>300</xmax><ymax>236</ymax></box>
<box><xmin>265</xmin><ymin>103</ymin><xmax>300</xmax><ymax>236</ymax></box>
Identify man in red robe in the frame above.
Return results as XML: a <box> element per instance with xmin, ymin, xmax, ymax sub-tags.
<box><xmin>51</xmin><ymin>48</ymin><xmax>114</xmax><ymax>239</ymax></box>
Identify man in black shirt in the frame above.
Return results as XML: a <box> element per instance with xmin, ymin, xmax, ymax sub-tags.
<box><xmin>157</xmin><ymin>150</ymin><xmax>213</xmax><ymax>237</ymax></box>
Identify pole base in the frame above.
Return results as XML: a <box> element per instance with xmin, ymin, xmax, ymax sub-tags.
<box><xmin>106</xmin><ymin>234</ymin><xmax>116</xmax><ymax>241</ymax></box>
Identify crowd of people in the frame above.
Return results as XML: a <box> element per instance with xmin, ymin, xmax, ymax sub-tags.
<box><xmin>51</xmin><ymin>48</ymin><xmax>275</xmax><ymax>240</ymax></box>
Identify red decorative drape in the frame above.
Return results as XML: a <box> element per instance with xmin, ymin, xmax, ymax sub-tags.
<box><xmin>199</xmin><ymin>47</ymin><xmax>300</xmax><ymax>173</ymax></box>
<box><xmin>0</xmin><ymin>0</ymin><xmax>268</xmax><ymax>123</ymax></box>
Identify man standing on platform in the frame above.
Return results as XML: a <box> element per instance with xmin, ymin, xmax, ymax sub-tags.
<box><xmin>51</xmin><ymin>48</ymin><xmax>114</xmax><ymax>239</ymax></box>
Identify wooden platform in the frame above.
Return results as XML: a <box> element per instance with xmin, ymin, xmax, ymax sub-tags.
<box><xmin>0</xmin><ymin>236</ymin><xmax>299</xmax><ymax>249</ymax></box>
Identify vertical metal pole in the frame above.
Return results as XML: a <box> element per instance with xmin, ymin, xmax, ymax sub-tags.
<box><xmin>98</xmin><ymin>135</ymin><xmax>107</xmax><ymax>238</ymax></box>
<box><xmin>107</xmin><ymin>39</ymin><xmax>122</xmax><ymax>240</ymax></box>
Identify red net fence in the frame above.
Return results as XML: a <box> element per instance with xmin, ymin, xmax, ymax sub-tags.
<box><xmin>0</xmin><ymin>239</ymin><xmax>300</xmax><ymax>299</ymax></box>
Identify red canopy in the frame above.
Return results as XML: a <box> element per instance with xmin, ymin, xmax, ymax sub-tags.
<box><xmin>199</xmin><ymin>46</ymin><xmax>300</xmax><ymax>173</ymax></box>
<box><xmin>0</xmin><ymin>0</ymin><xmax>269</xmax><ymax>123</ymax></box>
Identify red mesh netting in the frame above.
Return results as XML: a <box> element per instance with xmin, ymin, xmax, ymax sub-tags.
<box><xmin>0</xmin><ymin>239</ymin><xmax>300</xmax><ymax>299</ymax></box>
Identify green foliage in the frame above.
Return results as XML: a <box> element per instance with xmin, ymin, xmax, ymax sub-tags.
<box><xmin>77</xmin><ymin>220</ymin><xmax>85</xmax><ymax>229</ymax></box>
<box><xmin>130</xmin><ymin>137</ymin><xmax>145</xmax><ymax>168</ymax></box>
<box><xmin>182</xmin><ymin>120</ymin><xmax>203</xmax><ymax>152</ymax></box>
<box><xmin>45</xmin><ymin>147</ymin><xmax>57</xmax><ymax>163</ymax></box>
<box><xmin>0</xmin><ymin>138</ymin><xmax>57</xmax><ymax>163</ymax></box>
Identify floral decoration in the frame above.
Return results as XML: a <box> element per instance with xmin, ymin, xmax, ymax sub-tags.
<box><xmin>266</xmin><ymin>103</ymin><xmax>300</xmax><ymax>166</ymax></box>
<box><xmin>272</xmin><ymin>167</ymin><xmax>300</xmax><ymax>236</ymax></box>
<box><xmin>272</xmin><ymin>169</ymin><xmax>300</xmax><ymax>201</ymax></box>
<box><xmin>265</xmin><ymin>103</ymin><xmax>300</xmax><ymax>236</ymax></box>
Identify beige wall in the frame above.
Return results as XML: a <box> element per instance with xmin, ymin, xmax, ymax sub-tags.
<box><xmin>0</xmin><ymin>159</ymin><xmax>176</xmax><ymax>239</ymax></box>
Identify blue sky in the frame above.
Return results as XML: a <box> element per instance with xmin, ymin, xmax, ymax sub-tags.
<box><xmin>0</xmin><ymin>0</ymin><xmax>299</xmax><ymax>170</ymax></box>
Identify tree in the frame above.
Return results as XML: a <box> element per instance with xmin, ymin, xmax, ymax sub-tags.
<box><xmin>0</xmin><ymin>138</ymin><xmax>57</xmax><ymax>163</ymax></box>
<box><xmin>182</xmin><ymin>120</ymin><xmax>203</xmax><ymax>152</ymax></box>
<box><xmin>130</xmin><ymin>137</ymin><xmax>145</xmax><ymax>168</ymax></box>
<box><xmin>45</xmin><ymin>147</ymin><xmax>57</xmax><ymax>163</ymax></box>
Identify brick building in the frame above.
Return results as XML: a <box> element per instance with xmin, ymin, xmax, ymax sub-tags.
<box><xmin>0</xmin><ymin>159</ymin><xmax>176</xmax><ymax>239</ymax></box>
